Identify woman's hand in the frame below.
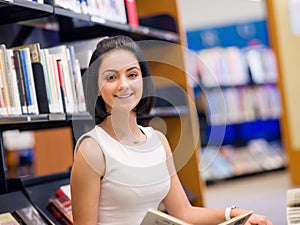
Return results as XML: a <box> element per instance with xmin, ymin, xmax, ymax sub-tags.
<box><xmin>246</xmin><ymin>213</ymin><xmax>273</xmax><ymax>225</ymax></box>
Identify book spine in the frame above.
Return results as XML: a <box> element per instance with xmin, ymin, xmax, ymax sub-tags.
<box><xmin>6</xmin><ymin>49</ymin><xmax>22</xmax><ymax>115</ymax></box>
<box><xmin>23</xmin><ymin>48</ymin><xmax>39</xmax><ymax>115</ymax></box>
<box><xmin>13</xmin><ymin>50</ymin><xmax>28</xmax><ymax>114</ymax></box>
<box><xmin>56</xmin><ymin>184</ymin><xmax>71</xmax><ymax>200</ymax></box>
<box><xmin>0</xmin><ymin>46</ymin><xmax>11</xmax><ymax>115</ymax></box>
<box><xmin>74</xmin><ymin>59</ymin><xmax>86</xmax><ymax>112</ymax></box>
<box><xmin>56</xmin><ymin>59</ymin><xmax>67</xmax><ymax>113</ymax></box>
<box><xmin>125</xmin><ymin>0</ymin><xmax>139</xmax><ymax>26</ymax></box>
<box><xmin>40</xmin><ymin>49</ymin><xmax>53</xmax><ymax>108</ymax></box>
<box><xmin>32</xmin><ymin>62</ymin><xmax>50</xmax><ymax>114</ymax></box>
<box><xmin>66</xmin><ymin>47</ymin><xmax>79</xmax><ymax>113</ymax></box>
<box><xmin>19</xmin><ymin>49</ymin><xmax>33</xmax><ymax>114</ymax></box>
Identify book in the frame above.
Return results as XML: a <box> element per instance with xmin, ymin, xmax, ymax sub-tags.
<box><xmin>12</xmin><ymin>205</ymin><xmax>48</xmax><ymax>225</ymax></box>
<box><xmin>125</xmin><ymin>0</ymin><xmax>139</xmax><ymax>26</ymax></box>
<box><xmin>0</xmin><ymin>212</ymin><xmax>20</xmax><ymax>225</ymax></box>
<box><xmin>55</xmin><ymin>184</ymin><xmax>71</xmax><ymax>200</ymax></box>
<box><xmin>47</xmin><ymin>196</ymin><xmax>73</xmax><ymax>225</ymax></box>
<box><xmin>3</xmin><ymin>48</ymin><xmax>22</xmax><ymax>115</ymax></box>
<box><xmin>0</xmin><ymin>45</ymin><xmax>11</xmax><ymax>115</ymax></box>
<box><xmin>140</xmin><ymin>208</ymin><xmax>253</xmax><ymax>225</ymax></box>
<box><xmin>140</xmin><ymin>209</ymin><xmax>192</xmax><ymax>225</ymax></box>
<box><xmin>287</xmin><ymin>188</ymin><xmax>300</xmax><ymax>225</ymax></box>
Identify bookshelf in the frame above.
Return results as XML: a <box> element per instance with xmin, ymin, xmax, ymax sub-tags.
<box><xmin>266</xmin><ymin>0</ymin><xmax>300</xmax><ymax>186</ymax></box>
<box><xmin>192</xmin><ymin>44</ymin><xmax>285</xmax><ymax>183</ymax></box>
<box><xmin>0</xmin><ymin>0</ymin><xmax>205</xmax><ymax>222</ymax></box>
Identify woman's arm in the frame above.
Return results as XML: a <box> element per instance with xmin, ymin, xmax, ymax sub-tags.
<box><xmin>70</xmin><ymin>138</ymin><xmax>105</xmax><ymax>225</ymax></box>
<box><xmin>159</xmin><ymin>132</ymin><xmax>273</xmax><ymax>225</ymax></box>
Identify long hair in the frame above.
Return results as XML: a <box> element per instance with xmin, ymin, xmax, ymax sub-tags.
<box><xmin>82</xmin><ymin>35</ymin><xmax>155</xmax><ymax>124</ymax></box>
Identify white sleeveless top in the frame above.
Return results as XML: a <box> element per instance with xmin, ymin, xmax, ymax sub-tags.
<box><xmin>74</xmin><ymin>125</ymin><xmax>171</xmax><ymax>225</ymax></box>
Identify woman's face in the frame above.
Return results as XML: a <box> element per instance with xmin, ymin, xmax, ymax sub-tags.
<box><xmin>98</xmin><ymin>49</ymin><xmax>143</xmax><ymax>113</ymax></box>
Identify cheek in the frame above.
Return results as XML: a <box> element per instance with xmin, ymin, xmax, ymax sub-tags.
<box><xmin>133</xmin><ymin>79</ymin><xmax>143</xmax><ymax>92</ymax></box>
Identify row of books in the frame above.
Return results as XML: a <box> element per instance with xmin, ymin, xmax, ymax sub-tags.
<box><xmin>53</xmin><ymin>0</ymin><xmax>139</xmax><ymax>26</ymax></box>
<box><xmin>205</xmin><ymin>84</ymin><xmax>281</xmax><ymax>125</ymax></box>
<box><xmin>0</xmin><ymin>205</ymin><xmax>47</xmax><ymax>225</ymax></box>
<box><xmin>0</xmin><ymin>42</ymin><xmax>86</xmax><ymax>116</ymax></box>
<box><xmin>199</xmin><ymin>139</ymin><xmax>286</xmax><ymax>182</ymax></box>
<box><xmin>197</xmin><ymin>46</ymin><xmax>278</xmax><ymax>88</ymax></box>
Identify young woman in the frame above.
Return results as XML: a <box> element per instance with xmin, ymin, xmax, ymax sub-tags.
<box><xmin>70</xmin><ymin>35</ymin><xmax>273</xmax><ymax>225</ymax></box>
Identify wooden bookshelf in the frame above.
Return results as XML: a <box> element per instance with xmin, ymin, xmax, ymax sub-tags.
<box><xmin>266</xmin><ymin>0</ymin><xmax>300</xmax><ymax>186</ymax></box>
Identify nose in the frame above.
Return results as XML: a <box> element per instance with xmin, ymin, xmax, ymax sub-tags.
<box><xmin>117</xmin><ymin>74</ymin><xmax>130</xmax><ymax>91</ymax></box>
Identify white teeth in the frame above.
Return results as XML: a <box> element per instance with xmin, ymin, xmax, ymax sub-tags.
<box><xmin>116</xmin><ymin>93</ymin><xmax>133</xmax><ymax>99</ymax></box>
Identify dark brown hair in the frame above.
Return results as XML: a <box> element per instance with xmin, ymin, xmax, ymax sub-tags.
<box><xmin>82</xmin><ymin>35</ymin><xmax>155</xmax><ymax>124</ymax></box>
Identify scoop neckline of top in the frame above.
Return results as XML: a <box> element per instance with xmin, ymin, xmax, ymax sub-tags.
<box><xmin>95</xmin><ymin>125</ymin><xmax>151</xmax><ymax>148</ymax></box>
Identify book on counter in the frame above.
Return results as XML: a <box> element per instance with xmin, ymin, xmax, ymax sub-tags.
<box><xmin>0</xmin><ymin>212</ymin><xmax>20</xmax><ymax>225</ymax></box>
<box><xmin>55</xmin><ymin>184</ymin><xmax>71</xmax><ymax>200</ymax></box>
<box><xmin>12</xmin><ymin>205</ymin><xmax>48</xmax><ymax>225</ymax></box>
<box><xmin>140</xmin><ymin>208</ymin><xmax>253</xmax><ymax>225</ymax></box>
<box><xmin>47</xmin><ymin>195</ymin><xmax>73</xmax><ymax>225</ymax></box>
<box><xmin>287</xmin><ymin>188</ymin><xmax>300</xmax><ymax>225</ymax></box>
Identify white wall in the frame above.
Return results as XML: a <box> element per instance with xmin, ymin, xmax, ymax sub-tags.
<box><xmin>178</xmin><ymin>0</ymin><xmax>266</xmax><ymax>31</ymax></box>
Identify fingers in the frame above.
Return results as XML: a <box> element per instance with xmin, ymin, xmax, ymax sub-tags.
<box><xmin>247</xmin><ymin>213</ymin><xmax>274</xmax><ymax>225</ymax></box>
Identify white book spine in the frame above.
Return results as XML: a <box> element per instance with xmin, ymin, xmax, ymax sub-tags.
<box><xmin>74</xmin><ymin>59</ymin><xmax>86</xmax><ymax>112</ymax></box>
<box><xmin>0</xmin><ymin>46</ymin><xmax>11</xmax><ymax>115</ymax></box>
<box><xmin>6</xmin><ymin>49</ymin><xmax>22</xmax><ymax>115</ymax></box>
<box><xmin>66</xmin><ymin>47</ymin><xmax>79</xmax><ymax>113</ymax></box>
<box><xmin>39</xmin><ymin>49</ymin><xmax>53</xmax><ymax>111</ymax></box>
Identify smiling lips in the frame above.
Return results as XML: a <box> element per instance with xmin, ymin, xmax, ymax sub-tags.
<box><xmin>115</xmin><ymin>93</ymin><xmax>134</xmax><ymax>99</ymax></box>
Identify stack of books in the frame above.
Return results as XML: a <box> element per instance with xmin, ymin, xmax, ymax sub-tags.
<box><xmin>47</xmin><ymin>184</ymin><xmax>73</xmax><ymax>225</ymax></box>
<box><xmin>287</xmin><ymin>188</ymin><xmax>300</xmax><ymax>225</ymax></box>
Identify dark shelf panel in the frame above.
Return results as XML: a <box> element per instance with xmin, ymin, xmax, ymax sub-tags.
<box><xmin>0</xmin><ymin>114</ymin><xmax>64</xmax><ymax>131</ymax></box>
<box><xmin>130</xmin><ymin>25</ymin><xmax>179</xmax><ymax>43</ymax></box>
<box><xmin>57</xmin><ymin>15</ymin><xmax>180</xmax><ymax>43</ymax></box>
<box><xmin>0</xmin><ymin>191</ymin><xmax>32</xmax><ymax>212</ymax></box>
<box><xmin>0</xmin><ymin>1</ymin><xmax>179</xmax><ymax>43</ymax></box>
<box><xmin>91</xmin><ymin>16</ymin><xmax>179</xmax><ymax>42</ymax></box>
<box><xmin>0</xmin><ymin>113</ymin><xmax>93</xmax><ymax>131</ymax></box>
<box><xmin>0</xmin><ymin>0</ymin><xmax>53</xmax><ymax>24</ymax></box>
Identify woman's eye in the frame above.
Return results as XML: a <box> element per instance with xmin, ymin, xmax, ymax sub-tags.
<box><xmin>105</xmin><ymin>75</ymin><xmax>116</xmax><ymax>81</ymax></box>
<box><xmin>129</xmin><ymin>73</ymin><xmax>138</xmax><ymax>78</ymax></box>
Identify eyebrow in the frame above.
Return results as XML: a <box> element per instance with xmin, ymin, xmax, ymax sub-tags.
<box><xmin>102</xmin><ymin>66</ymin><xmax>140</xmax><ymax>75</ymax></box>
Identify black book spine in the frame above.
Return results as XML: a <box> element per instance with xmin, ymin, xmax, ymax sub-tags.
<box><xmin>31</xmin><ymin>62</ymin><xmax>50</xmax><ymax>114</ymax></box>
